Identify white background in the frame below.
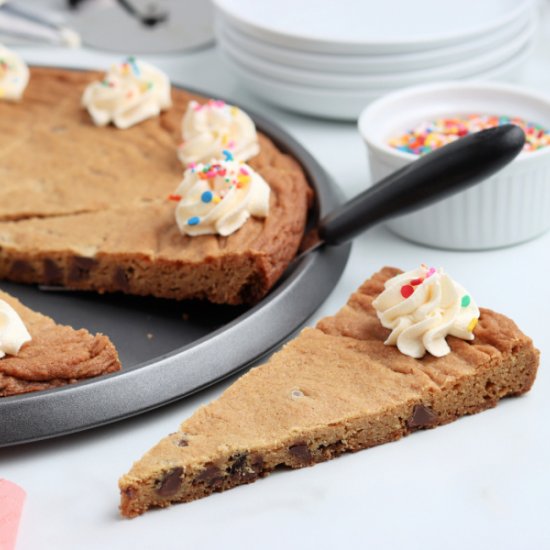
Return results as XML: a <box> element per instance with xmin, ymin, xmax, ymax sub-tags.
<box><xmin>1</xmin><ymin>3</ymin><xmax>549</xmax><ymax>549</ymax></box>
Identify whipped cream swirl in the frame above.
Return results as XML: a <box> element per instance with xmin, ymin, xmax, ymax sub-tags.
<box><xmin>372</xmin><ymin>265</ymin><xmax>480</xmax><ymax>359</ymax></box>
<box><xmin>172</xmin><ymin>159</ymin><xmax>270</xmax><ymax>236</ymax></box>
<box><xmin>0</xmin><ymin>299</ymin><xmax>31</xmax><ymax>358</ymax></box>
<box><xmin>82</xmin><ymin>57</ymin><xmax>171</xmax><ymax>129</ymax></box>
<box><xmin>177</xmin><ymin>99</ymin><xmax>260</xmax><ymax>166</ymax></box>
<box><xmin>0</xmin><ymin>44</ymin><xmax>29</xmax><ymax>101</ymax></box>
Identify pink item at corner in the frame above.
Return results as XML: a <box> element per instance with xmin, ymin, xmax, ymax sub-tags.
<box><xmin>0</xmin><ymin>479</ymin><xmax>26</xmax><ymax>550</ymax></box>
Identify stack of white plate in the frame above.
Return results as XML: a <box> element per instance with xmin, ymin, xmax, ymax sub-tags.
<box><xmin>213</xmin><ymin>0</ymin><xmax>537</xmax><ymax>120</ymax></box>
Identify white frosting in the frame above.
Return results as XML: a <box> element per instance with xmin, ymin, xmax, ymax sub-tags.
<box><xmin>178</xmin><ymin>100</ymin><xmax>260</xmax><ymax>166</ymax></box>
<box><xmin>0</xmin><ymin>299</ymin><xmax>31</xmax><ymax>359</ymax></box>
<box><xmin>173</xmin><ymin>159</ymin><xmax>270</xmax><ymax>237</ymax></box>
<box><xmin>82</xmin><ymin>57</ymin><xmax>171</xmax><ymax>129</ymax></box>
<box><xmin>0</xmin><ymin>44</ymin><xmax>29</xmax><ymax>101</ymax></box>
<box><xmin>372</xmin><ymin>266</ymin><xmax>480</xmax><ymax>359</ymax></box>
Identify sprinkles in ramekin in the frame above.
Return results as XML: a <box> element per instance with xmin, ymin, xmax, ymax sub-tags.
<box><xmin>389</xmin><ymin>114</ymin><xmax>550</xmax><ymax>155</ymax></box>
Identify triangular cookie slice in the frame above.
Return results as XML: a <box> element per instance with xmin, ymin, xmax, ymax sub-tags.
<box><xmin>119</xmin><ymin>267</ymin><xmax>539</xmax><ymax>517</ymax></box>
<box><xmin>0</xmin><ymin>290</ymin><xmax>121</xmax><ymax>397</ymax></box>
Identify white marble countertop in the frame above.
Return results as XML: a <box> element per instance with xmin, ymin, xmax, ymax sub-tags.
<box><xmin>1</xmin><ymin>4</ymin><xmax>550</xmax><ymax>549</ymax></box>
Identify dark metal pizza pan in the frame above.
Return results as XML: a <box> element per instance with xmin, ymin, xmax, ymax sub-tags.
<box><xmin>0</xmin><ymin>84</ymin><xmax>351</xmax><ymax>447</ymax></box>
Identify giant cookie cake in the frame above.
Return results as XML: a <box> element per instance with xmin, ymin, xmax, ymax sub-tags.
<box><xmin>0</xmin><ymin>67</ymin><xmax>311</xmax><ymax>304</ymax></box>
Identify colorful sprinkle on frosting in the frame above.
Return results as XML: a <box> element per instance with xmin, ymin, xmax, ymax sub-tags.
<box><xmin>81</xmin><ymin>57</ymin><xmax>171</xmax><ymax>129</ymax></box>
<box><xmin>400</xmin><ymin>284</ymin><xmax>414</xmax><ymax>299</ymax></box>
<box><xmin>372</xmin><ymin>265</ymin><xmax>481</xmax><ymax>359</ymax></box>
<box><xmin>201</xmin><ymin>190</ymin><xmax>213</xmax><ymax>203</ymax></box>
<box><xmin>127</xmin><ymin>56</ymin><xmax>140</xmax><ymax>77</ymax></box>
<box><xmin>178</xmin><ymin>99</ymin><xmax>260</xmax><ymax>167</ymax></box>
<box><xmin>0</xmin><ymin>45</ymin><xmax>29</xmax><ymax>101</ymax></box>
<box><xmin>389</xmin><ymin>114</ymin><xmax>550</xmax><ymax>155</ymax></box>
<box><xmin>172</xmin><ymin>159</ymin><xmax>270</xmax><ymax>237</ymax></box>
<box><xmin>400</xmin><ymin>266</ymin><xmax>436</xmax><ymax>299</ymax></box>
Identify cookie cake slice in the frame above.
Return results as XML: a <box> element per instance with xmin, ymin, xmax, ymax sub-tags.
<box><xmin>119</xmin><ymin>266</ymin><xmax>539</xmax><ymax>517</ymax></box>
<box><xmin>0</xmin><ymin>289</ymin><xmax>121</xmax><ymax>397</ymax></box>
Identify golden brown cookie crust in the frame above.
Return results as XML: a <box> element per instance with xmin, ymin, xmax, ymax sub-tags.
<box><xmin>0</xmin><ymin>67</ymin><xmax>312</xmax><ymax>304</ymax></box>
<box><xmin>0</xmin><ymin>290</ymin><xmax>121</xmax><ymax>397</ymax></box>
<box><xmin>118</xmin><ymin>267</ymin><xmax>539</xmax><ymax>517</ymax></box>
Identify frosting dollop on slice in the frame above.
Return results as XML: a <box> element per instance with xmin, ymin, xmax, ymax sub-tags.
<box><xmin>173</xmin><ymin>159</ymin><xmax>270</xmax><ymax>237</ymax></box>
<box><xmin>0</xmin><ymin>44</ymin><xmax>29</xmax><ymax>101</ymax></box>
<box><xmin>82</xmin><ymin>57</ymin><xmax>171</xmax><ymax>129</ymax></box>
<box><xmin>372</xmin><ymin>265</ymin><xmax>480</xmax><ymax>359</ymax></box>
<box><xmin>178</xmin><ymin>99</ymin><xmax>260</xmax><ymax>166</ymax></box>
<box><xmin>0</xmin><ymin>299</ymin><xmax>31</xmax><ymax>358</ymax></box>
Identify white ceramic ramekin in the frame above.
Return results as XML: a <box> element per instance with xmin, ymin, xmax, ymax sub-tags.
<box><xmin>358</xmin><ymin>81</ymin><xmax>550</xmax><ymax>249</ymax></box>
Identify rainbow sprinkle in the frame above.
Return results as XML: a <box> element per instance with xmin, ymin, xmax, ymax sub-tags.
<box><xmin>126</xmin><ymin>56</ymin><xmax>140</xmax><ymax>77</ymax></box>
<box><xmin>389</xmin><ymin>114</ymin><xmax>550</xmax><ymax>155</ymax></box>
<box><xmin>400</xmin><ymin>284</ymin><xmax>414</xmax><ymax>298</ymax></box>
<box><xmin>399</xmin><ymin>265</ymin><xmax>437</xmax><ymax>299</ymax></box>
<box><xmin>169</xmin><ymin>161</ymin><xmax>256</xmax><ymax>214</ymax></box>
<box><xmin>201</xmin><ymin>190</ymin><xmax>213</xmax><ymax>203</ymax></box>
<box><xmin>192</xmin><ymin>99</ymin><xmax>226</xmax><ymax>112</ymax></box>
<box><xmin>208</xmin><ymin>99</ymin><xmax>225</xmax><ymax>108</ymax></box>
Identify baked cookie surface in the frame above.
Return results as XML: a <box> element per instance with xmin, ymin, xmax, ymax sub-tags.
<box><xmin>0</xmin><ymin>289</ymin><xmax>121</xmax><ymax>397</ymax></box>
<box><xmin>119</xmin><ymin>267</ymin><xmax>539</xmax><ymax>517</ymax></box>
<box><xmin>0</xmin><ymin>67</ymin><xmax>311</xmax><ymax>304</ymax></box>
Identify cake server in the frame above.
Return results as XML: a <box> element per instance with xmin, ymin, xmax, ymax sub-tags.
<box><xmin>299</xmin><ymin>124</ymin><xmax>525</xmax><ymax>257</ymax></box>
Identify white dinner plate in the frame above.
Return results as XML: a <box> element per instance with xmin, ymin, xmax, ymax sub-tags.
<box><xmin>218</xmin><ymin>21</ymin><xmax>534</xmax><ymax>91</ymax></box>
<box><xmin>222</xmin><ymin>43</ymin><xmax>533</xmax><ymax>120</ymax></box>
<box><xmin>216</xmin><ymin>9</ymin><xmax>532</xmax><ymax>74</ymax></box>
<box><xmin>214</xmin><ymin>0</ymin><xmax>533</xmax><ymax>54</ymax></box>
